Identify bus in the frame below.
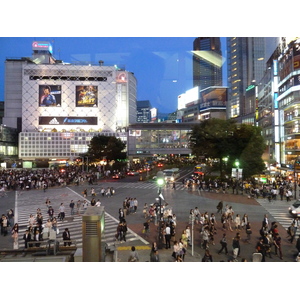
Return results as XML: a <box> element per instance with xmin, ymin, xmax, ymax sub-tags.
<box><xmin>194</xmin><ymin>164</ymin><xmax>205</xmax><ymax>176</ymax></box>
<box><xmin>163</xmin><ymin>168</ymin><xmax>180</xmax><ymax>182</ymax></box>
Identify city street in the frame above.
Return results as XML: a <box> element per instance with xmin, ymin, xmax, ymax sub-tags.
<box><xmin>1</xmin><ymin>170</ymin><xmax>300</xmax><ymax>262</ymax></box>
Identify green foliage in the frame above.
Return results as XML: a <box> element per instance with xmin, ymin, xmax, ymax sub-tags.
<box><xmin>87</xmin><ymin>135</ymin><xmax>126</xmax><ymax>162</ymax></box>
<box><xmin>189</xmin><ymin>119</ymin><xmax>266</xmax><ymax>178</ymax></box>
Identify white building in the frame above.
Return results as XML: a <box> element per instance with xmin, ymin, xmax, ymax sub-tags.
<box><xmin>3</xmin><ymin>41</ymin><xmax>137</xmax><ymax>164</ymax></box>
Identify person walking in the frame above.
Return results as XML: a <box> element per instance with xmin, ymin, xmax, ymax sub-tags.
<box><xmin>273</xmin><ymin>233</ymin><xmax>283</xmax><ymax>260</ymax></box>
<box><xmin>232</xmin><ymin>234</ymin><xmax>240</xmax><ymax>261</ymax></box>
<box><xmin>245</xmin><ymin>222</ymin><xmax>252</xmax><ymax>243</ymax></box>
<box><xmin>164</xmin><ymin>223</ymin><xmax>171</xmax><ymax>249</ymax></box>
<box><xmin>218</xmin><ymin>233</ymin><xmax>228</xmax><ymax>254</ymax></box>
<box><xmin>58</xmin><ymin>203</ymin><xmax>65</xmax><ymax>221</ymax></box>
<box><xmin>69</xmin><ymin>200</ymin><xmax>75</xmax><ymax>215</ymax></box>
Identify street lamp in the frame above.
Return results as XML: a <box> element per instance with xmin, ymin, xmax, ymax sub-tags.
<box><xmin>156</xmin><ymin>171</ymin><xmax>165</xmax><ymax>249</ymax></box>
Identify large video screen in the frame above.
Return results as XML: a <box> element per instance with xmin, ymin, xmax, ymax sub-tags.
<box><xmin>39</xmin><ymin>85</ymin><xmax>61</xmax><ymax>107</ymax></box>
<box><xmin>76</xmin><ymin>85</ymin><xmax>98</xmax><ymax>107</ymax></box>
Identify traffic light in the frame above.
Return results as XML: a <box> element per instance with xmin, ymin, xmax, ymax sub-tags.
<box><xmin>156</xmin><ymin>171</ymin><xmax>165</xmax><ymax>188</ymax></box>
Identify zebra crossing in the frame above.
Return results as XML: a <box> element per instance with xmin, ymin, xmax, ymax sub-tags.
<box><xmin>255</xmin><ymin>197</ymin><xmax>295</xmax><ymax>229</ymax></box>
<box><xmin>15</xmin><ymin>187</ymin><xmax>148</xmax><ymax>249</ymax></box>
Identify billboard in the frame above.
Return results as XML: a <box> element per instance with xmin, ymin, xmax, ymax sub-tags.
<box><xmin>76</xmin><ymin>85</ymin><xmax>98</xmax><ymax>107</ymax></box>
<box><xmin>39</xmin><ymin>116</ymin><xmax>98</xmax><ymax>126</ymax></box>
<box><xmin>39</xmin><ymin>85</ymin><xmax>61</xmax><ymax>107</ymax></box>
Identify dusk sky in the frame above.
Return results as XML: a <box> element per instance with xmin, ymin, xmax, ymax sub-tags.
<box><xmin>0</xmin><ymin>37</ymin><xmax>227</xmax><ymax>113</ymax></box>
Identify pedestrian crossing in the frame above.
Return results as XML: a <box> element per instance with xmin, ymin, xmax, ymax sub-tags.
<box><xmin>255</xmin><ymin>198</ymin><xmax>295</xmax><ymax>229</ymax></box>
<box><xmin>94</xmin><ymin>181</ymin><xmax>188</xmax><ymax>191</ymax></box>
<box><xmin>15</xmin><ymin>188</ymin><xmax>148</xmax><ymax>249</ymax></box>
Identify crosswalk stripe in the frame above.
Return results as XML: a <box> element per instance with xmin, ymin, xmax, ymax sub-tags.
<box><xmin>255</xmin><ymin>198</ymin><xmax>295</xmax><ymax>229</ymax></box>
<box><xmin>15</xmin><ymin>188</ymin><xmax>149</xmax><ymax>249</ymax></box>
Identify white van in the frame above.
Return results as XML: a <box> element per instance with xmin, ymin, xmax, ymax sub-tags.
<box><xmin>163</xmin><ymin>168</ymin><xmax>179</xmax><ymax>182</ymax></box>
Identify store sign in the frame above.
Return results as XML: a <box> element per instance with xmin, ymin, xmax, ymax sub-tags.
<box><xmin>39</xmin><ymin>116</ymin><xmax>98</xmax><ymax>125</ymax></box>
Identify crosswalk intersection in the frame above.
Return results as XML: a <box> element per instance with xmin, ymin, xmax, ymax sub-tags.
<box><xmin>255</xmin><ymin>197</ymin><xmax>295</xmax><ymax>229</ymax></box>
<box><xmin>15</xmin><ymin>187</ymin><xmax>148</xmax><ymax>249</ymax></box>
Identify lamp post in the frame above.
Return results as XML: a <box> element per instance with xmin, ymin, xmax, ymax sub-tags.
<box><xmin>156</xmin><ymin>171</ymin><xmax>165</xmax><ymax>249</ymax></box>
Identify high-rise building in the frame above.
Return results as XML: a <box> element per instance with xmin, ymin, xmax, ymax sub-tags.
<box><xmin>136</xmin><ymin>100</ymin><xmax>151</xmax><ymax>123</ymax></box>
<box><xmin>226</xmin><ymin>37</ymin><xmax>278</xmax><ymax>123</ymax></box>
<box><xmin>192</xmin><ymin>37</ymin><xmax>223</xmax><ymax>89</ymax></box>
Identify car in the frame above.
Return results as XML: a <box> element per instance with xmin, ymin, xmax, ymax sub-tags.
<box><xmin>157</xmin><ymin>163</ymin><xmax>164</xmax><ymax>167</ymax></box>
<box><xmin>289</xmin><ymin>200</ymin><xmax>300</xmax><ymax>217</ymax></box>
<box><xmin>112</xmin><ymin>172</ymin><xmax>124</xmax><ymax>179</ymax></box>
<box><xmin>127</xmin><ymin>170</ymin><xmax>139</xmax><ymax>176</ymax></box>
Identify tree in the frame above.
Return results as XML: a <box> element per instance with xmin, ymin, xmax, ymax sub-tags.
<box><xmin>87</xmin><ymin>135</ymin><xmax>126</xmax><ymax>162</ymax></box>
<box><xmin>189</xmin><ymin>119</ymin><xmax>266</xmax><ymax>179</ymax></box>
<box><xmin>189</xmin><ymin>119</ymin><xmax>237</xmax><ymax>176</ymax></box>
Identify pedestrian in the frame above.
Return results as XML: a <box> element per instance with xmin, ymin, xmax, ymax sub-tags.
<box><xmin>150</xmin><ymin>241</ymin><xmax>158</xmax><ymax>260</ymax></box>
<box><xmin>241</xmin><ymin>214</ymin><xmax>248</xmax><ymax>229</ymax></box>
<box><xmin>2</xmin><ymin>215</ymin><xmax>8</xmax><ymax>236</ymax></box>
<box><xmin>143</xmin><ymin>219</ymin><xmax>150</xmax><ymax>237</ymax></box>
<box><xmin>76</xmin><ymin>200</ymin><xmax>81</xmax><ymax>215</ymax></box>
<box><xmin>69</xmin><ymin>200</ymin><xmax>75</xmax><ymax>215</ymax></box>
<box><xmin>150</xmin><ymin>249</ymin><xmax>160</xmax><ymax>262</ymax></box>
<box><xmin>256</xmin><ymin>238</ymin><xmax>266</xmax><ymax>262</ymax></box>
<box><xmin>164</xmin><ymin>223</ymin><xmax>171</xmax><ymax>249</ymax></box>
<box><xmin>91</xmin><ymin>187</ymin><xmax>96</xmax><ymax>197</ymax></box>
<box><xmin>202</xmin><ymin>249</ymin><xmax>213</xmax><ymax>262</ymax></box>
<box><xmin>95</xmin><ymin>199</ymin><xmax>101</xmax><ymax>207</ymax></box>
<box><xmin>83</xmin><ymin>200</ymin><xmax>88</xmax><ymax>211</ymax></box>
<box><xmin>58</xmin><ymin>203</ymin><xmax>65</xmax><ymax>221</ymax></box>
<box><xmin>216</xmin><ymin>201</ymin><xmax>223</xmax><ymax>214</ymax></box>
<box><xmin>172</xmin><ymin>241</ymin><xmax>181</xmax><ymax>260</ymax></box>
<box><xmin>90</xmin><ymin>198</ymin><xmax>96</xmax><ymax>206</ymax></box>
<box><xmin>296</xmin><ymin>235</ymin><xmax>300</xmax><ymax>253</ymax></box>
<box><xmin>218</xmin><ymin>233</ymin><xmax>228</xmax><ymax>254</ymax></box>
<box><xmin>11</xmin><ymin>223</ymin><xmax>19</xmax><ymax>245</ymax></box>
<box><xmin>119</xmin><ymin>208</ymin><xmax>125</xmax><ymax>222</ymax></box>
<box><xmin>23</xmin><ymin>229</ymin><xmax>32</xmax><ymax>248</ymax></box>
<box><xmin>47</xmin><ymin>206</ymin><xmax>54</xmax><ymax>220</ymax></box>
<box><xmin>273</xmin><ymin>233</ymin><xmax>283</xmax><ymax>260</ymax></box>
<box><xmin>143</xmin><ymin>203</ymin><xmax>148</xmax><ymax>219</ymax></box>
<box><xmin>245</xmin><ymin>222</ymin><xmax>252</xmax><ymax>243</ymax></box>
<box><xmin>7</xmin><ymin>209</ymin><xmax>14</xmax><ymax>227</ymax></box>
<box><xmin>121</xmin><ymin>220</ymin><xmax>127</xmax><ymax>242</ymax></box>
<box><xmin>232</xmin><ymin>234</ymin><xmax>240</xmax><ymax>261</ymax></box>
<box><xmin>101</xmin><ymin>187</ymin><xmax>105</xmax><ymax>197</ymax></box>
<box><xmin>234</xmin><ymin>214</ymin><xmax>241</xmax><ymax>231</ymax></box>
<box><xmin>83</xmin><ymin>188</ymin><xmax>87</xmax><ymax>198</ymax></box>
<box><xmin>133</xmin><ymin>198</ymin><xmax>138</xmax><ymax>213</ymax></box>
<box><xmin>128</xmin><ymin>246</ymin><xmax>139</xmax><ymax>262</ymax></box>
<box><xmin>63</xmin><ymin>228</ymin><xmax>71</xmax><ymax>246</ymax></box>
<box><xmin>201</xmin><ymin>225</ymin><xmax>210</xmax><ymax>250</ymax></box>
<box><xmin>178</xmin><ymin>238</ymin><xmax>186</xmax><ymax>261</ymax></box>
<box><xmin>34</xmin><ymin>229</ymin><xmax>42</xmax><ymax>247</ymax></box>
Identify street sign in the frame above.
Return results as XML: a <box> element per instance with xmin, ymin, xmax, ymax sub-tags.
<box><xmin>232</xmin><ymin>168</ymin><xmax>243</xmax><ymax>179</ymax></box>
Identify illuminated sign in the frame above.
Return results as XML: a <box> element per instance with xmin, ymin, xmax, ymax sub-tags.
<box><xmin>246</xmin><ymin>85</ymin><xmax>255</xmax><ymax>92</ymax></box>
<box><xmin>76</xmin><ymin>86</ymin><xmax>98</xmax><ymax>107</ymax></box>
<box><xmin>39</xmin><ymin>117</ymin><xmax>98</xmax><ymax>125</ymax></box>
<box><xmin>39</xmin><ymin>85</ymin><xmax>61</xmax><ymax>107</ymax></box>
<box><xmin>32</xmin><ymin>41</ymin><xmax>53</xmax><ymax>54</ymax></box>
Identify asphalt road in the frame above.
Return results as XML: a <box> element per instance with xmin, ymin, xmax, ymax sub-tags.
<box><xmin>1</xmin><ymin>169</ymin><xmax>299</xmax><ymax>262</ymax></box>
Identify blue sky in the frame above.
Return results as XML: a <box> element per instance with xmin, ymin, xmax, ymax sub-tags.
<box><xmin>0</xmin><ymin>37</ymin><xmax>227</xmax><ymax>113</ymax></box>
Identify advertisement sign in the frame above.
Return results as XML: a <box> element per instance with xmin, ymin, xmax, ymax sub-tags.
<box><xmin>76</xmin><ymin>86</ymin><xmax>98</xmax><ymax>107</ymax></box>
<box><xmin>39</xmin><ymin>116</ymin><xmax>98</xmax><ymax>126</ymax></box>
<box><xmin>39</xmin><ymin>85</ymin><xmax>61</xmax><ymax>107</ymax></box>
